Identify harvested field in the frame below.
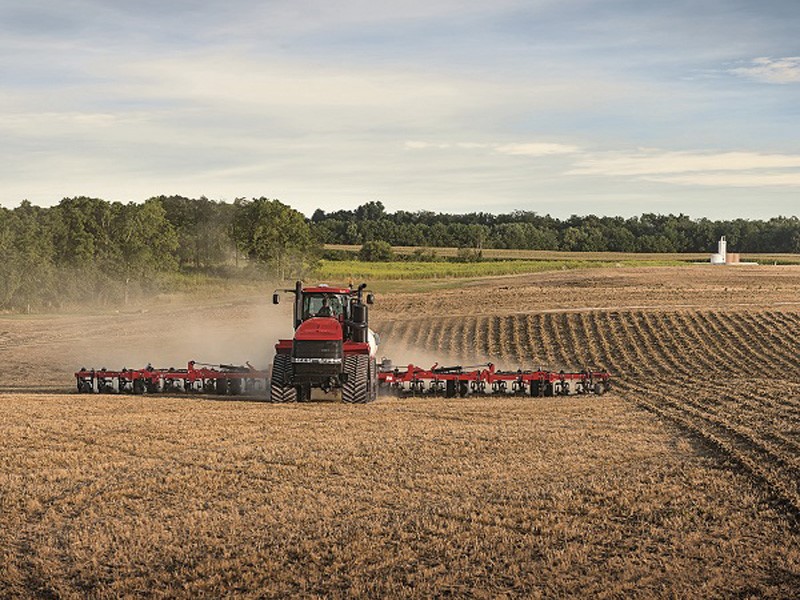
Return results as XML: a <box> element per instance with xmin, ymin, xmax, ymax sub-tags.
<box><xmin>379</xmin><ymin>309</ymin><xmax>800</xmax><ymax>518</ymax></box>
<box><xmin>1</xmin><ymin>265</ymin><xmax>799</xmax><ymax>597</ymax></box>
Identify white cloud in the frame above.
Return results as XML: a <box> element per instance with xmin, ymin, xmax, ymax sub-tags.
<box><xmin>402</xmin><ymin>144</ymin><xmax>800</xmax><ymax>190</ymax></box>
<box><xmin>405</xmin><ymin>140</ymin><xmax>580</xmax><ymax>155</ymax></box>
<box><xmin>0</xmin><ymin>111</ymin><xmax>143</xmax><ymax>132</ymax></box>
<box><xmin>404</xmin><ymin>141</ymin><xmax>457</xmax><ymax>149</ymax></box>
<box><xmin>729</xmin><ymin>57</ymin><xmax>800</xmax><ymax>84</ymax></box>
<box><xmin>569</xmin><ymin>150</ymin><xmax>800</xmax><ymax>176</ymax></box>
<box><xmin>494</xmin><ymin>142</ymin><xmax>581</xmax><ymax>156</ymax></box>
<box><xmin>643</xmin><ymin>172</ymin><xmax>800</xmax><ymax>187</ymax></box>
<box><xmin>568</xmin><ymin>149</ymin><xmax>800</xmax><ymax>189</ymax></box>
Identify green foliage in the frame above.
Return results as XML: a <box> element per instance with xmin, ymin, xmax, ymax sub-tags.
<box><xmin>154</xmin><ymin>195</ymin><xmax>234</xmax><ymax>268</ymax></box>
<box><xmin>358</xmin><ymin>240</ymin><xmax>394</xmax><ymax>262</ymax></box>
<box><xmin>116</xmin><ymin>199</ymin><xmax>180</xmax><ymax>280</ymax></box>
<box><xmin>409</xmin><ymin>247</ymin><xmax>439</xmax><ymax>262</ymax></box>
<box><xmin>231</xmin><ymin>197</ymin><xmax>320</xmax><ymax>279</ymax></box>
<box><xmin>455</xmin><ymin>247</ymin><xmax>483</xmax><ymax>262</ymax></box>
<box><xmin>0</xmin><ymin>195</ymin><xmax>321</xmax><ymax>311</ymax></box>
<box><xmin>0</xmin><ymin>197</ymin><xmax>181</xmax><ymax>311</ymax></box>
<box><xmin>321</xmin><ymin>248</ymin><xmax>356</xmax><ymax>261</ymax></box>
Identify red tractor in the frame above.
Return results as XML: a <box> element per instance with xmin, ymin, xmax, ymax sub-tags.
<box><xmin>270</xmin><ymin>281</ymin><xmax>379</xmax><ymax>403</ymax></box>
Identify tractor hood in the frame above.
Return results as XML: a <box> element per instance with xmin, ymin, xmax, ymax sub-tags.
<box><xmin>295</xmin><ymin>317</ymin><xmax>343</xmax><ymax>341</ymax></box>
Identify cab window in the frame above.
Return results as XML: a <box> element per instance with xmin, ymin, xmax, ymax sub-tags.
<box><xmin>303</xmin><ymin>294</ymin><xmax>346</xmax><ymax>319</ymax></box>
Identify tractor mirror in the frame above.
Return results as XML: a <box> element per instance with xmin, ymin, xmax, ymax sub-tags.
<box><xmin>366</xmin><ymin>293</ymin><xmax>374</xmax><ymax>305</ymax></box>
<box><xmin>272</xmin><ymin>293</ymin><xmax>280</xmax><ymax>305</ymax></box>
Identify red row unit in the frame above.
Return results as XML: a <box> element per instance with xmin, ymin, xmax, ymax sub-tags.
<box><xmin>378</xmin><ymin>363</ymin><xmax>611</xmax><ymax>397</ymax></box>
<box><xmin>75</xmin><ymin>361</ymin><xmax>269</xmax><ymax>395</ymax></box>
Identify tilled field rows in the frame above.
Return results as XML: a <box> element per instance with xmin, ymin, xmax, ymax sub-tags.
<box><xmin>377</xmin><ymin>309</ymin><xmax>800</xmax><ymax>519</ymax></box>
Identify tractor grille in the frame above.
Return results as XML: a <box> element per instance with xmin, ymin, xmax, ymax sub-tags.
<box><xmin>292</xmin><ymin>339</ymin><xmax>343</xmax><ymax>382</ymax></box>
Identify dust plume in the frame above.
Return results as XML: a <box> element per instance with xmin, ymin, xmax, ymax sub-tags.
<box><xmin>0</xmin><ymin>293</ymin><xmax>295</xmax><ymax>389</ymax></box>
<box><xmin>72</xmin><ymin>297</ymin><xmax>295</xmax><ymax>370</ymax></box>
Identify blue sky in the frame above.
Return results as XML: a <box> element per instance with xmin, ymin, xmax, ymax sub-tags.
<box><xmin>1</xmin><ymin>0</ymin><xmax>798</xmax><ymax>218</ymax></box>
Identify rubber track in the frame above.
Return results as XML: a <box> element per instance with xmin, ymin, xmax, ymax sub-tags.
<box><xmin>342</xmin><ymin>354</ymin><xmax>370</xmax><ymax>404</ymax></box>
<box><xmin>270</xmin><ymin>354</ymin><xmax>297</xmax><ymax>403</ymax></box>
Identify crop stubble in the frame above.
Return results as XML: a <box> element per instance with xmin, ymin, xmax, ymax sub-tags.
<box><xmin>381</xmin><ymin>308</ymin><xmax>800</xmax><ymax>512</ymax></box>
<box><xmin>1</xmin><ymin>265</ymin><xmax>799</xmax><ymax>597</ymax></box>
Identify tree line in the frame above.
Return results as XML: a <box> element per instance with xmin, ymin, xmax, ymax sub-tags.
<box><xmin>312</xmin><ymin>201</ymin><xmax>800</xmax><ymax>254</ymax></box>
<box><xmin>1</xmin><ymin>196</ymin><xmax>798</xmax><ymax>311</ymax></box>
<box><xmin>0</xmin><ymin>196</ymin><xmax>316</xmax><ymax>311</ymax></box>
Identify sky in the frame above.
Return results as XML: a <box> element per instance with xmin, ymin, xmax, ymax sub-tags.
<box><xmin>1</xmin><ymin>0</ymin><xmax>798</xmax><ymax>219</ymax></box>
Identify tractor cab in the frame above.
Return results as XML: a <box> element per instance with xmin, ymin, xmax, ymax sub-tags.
<box><xmin>273</xmin><ymin>282</ymin><xmax>373</xmax><ymax>333</ymax></box>
<box><xmin>302</xmin><ymin>290</ymin><xmax>348</xmax><ymax>321</ymax></box>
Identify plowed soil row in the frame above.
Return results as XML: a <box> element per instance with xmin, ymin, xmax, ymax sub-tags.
<box><xmin>379</xmin><ymin>265</ymin><xmax>800</xmax><ymax>317</ymax></box>
<box><xmin>376</xmin><ymin>308</ymin><xmax>800</xmax><ymax>520</ymax></box>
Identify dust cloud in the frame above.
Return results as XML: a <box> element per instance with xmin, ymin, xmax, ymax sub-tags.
<box><xmin>72</xmin><ymin>298</ymin><xmax>295</xmax><ymax>370</ymax></box>
<box><xmin>374</xmin><ymin>337</ymin><xmax>466</xmax><ymax>372</ymax></box>
<box><xmin>0</xmin><ymin>294</ymin><xmax>296</xmax><ymax>388</ymax></box>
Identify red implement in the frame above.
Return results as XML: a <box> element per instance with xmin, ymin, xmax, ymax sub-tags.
<box><xmin>378</xmin><ymin>362</ymin><xmax>611</xmax><ymax>397</ymax></box>
<box><xmin>75</xmin><ymin>361</ymin><xmax>269</xmax><ymax>395</ymax></box>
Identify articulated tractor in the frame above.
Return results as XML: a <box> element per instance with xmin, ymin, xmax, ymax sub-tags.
<box><xmin>270</xmin><ymin>281</ymin><xmax>379</xmax><ymax>403</ymax></box>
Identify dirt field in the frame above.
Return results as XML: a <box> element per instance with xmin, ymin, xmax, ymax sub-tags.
<box><xmin>2</xmin><ymin>265</ymin><xmax>799</xmax><ymax>597</ymax></box>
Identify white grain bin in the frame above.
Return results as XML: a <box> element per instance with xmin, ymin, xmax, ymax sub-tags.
<box><xmin>710</xmin><ymin>236</ymin><xmax>727</xmax><ymax>264</ymax></box>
